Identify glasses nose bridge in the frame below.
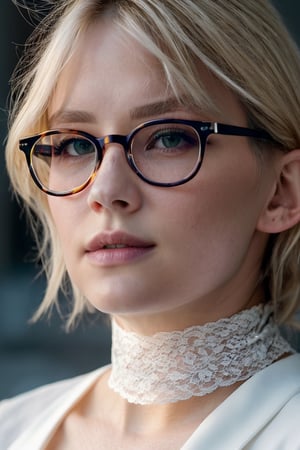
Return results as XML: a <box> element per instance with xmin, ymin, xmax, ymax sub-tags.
<box><xmin>97</xmin><ymin>134</ymin><xmax>129</xmax><ymax>156</ymax></box>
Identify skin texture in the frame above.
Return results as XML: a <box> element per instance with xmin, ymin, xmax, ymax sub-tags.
<box><xmin>45</xmin><ymin>19</ymin><xmax>300</xmax><ymax>449</ymax></box>
<box><xmin>48</xmin><ymin>21</ymin><xmax>280</xmax><ymax>334</ymax></box>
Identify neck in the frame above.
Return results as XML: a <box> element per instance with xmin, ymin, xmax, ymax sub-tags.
<box><xmin>113</xmin><ymin>285</ymin><xmax>264</xmax><ymax>335</ymax></box>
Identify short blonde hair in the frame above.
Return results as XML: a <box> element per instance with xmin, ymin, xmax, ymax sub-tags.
<box><xmin>6</xmin><ymin>0</ymin><xmax>300</xmax><ymax>328</ymax></box>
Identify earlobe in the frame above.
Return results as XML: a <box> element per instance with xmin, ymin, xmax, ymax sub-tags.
<box><xmin>257</xmin><ymin>149</ymin><xmax>300</xmax><ymax>234</ymax></box>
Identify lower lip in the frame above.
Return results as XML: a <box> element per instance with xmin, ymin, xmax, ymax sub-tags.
<box><xmin>85</xmin><ymin>246</ymin><xmax>155</xmax><ymax>266</ymax></box>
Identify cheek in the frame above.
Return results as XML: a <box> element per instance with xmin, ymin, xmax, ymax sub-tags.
<box><xmin>175</xmin><ymin>163</ymin><xmax>261</xmax><ymax>232</ymax></box>
<box><xmin>162</xmin><ymin>157</ymin><xmax>267</xmax><ymax>268</ymax></box>
<box><xmin>47</xmin><ymin>197</ymin><xmax>84</xmax><ymax>260</ymax></box>
<box><xmin>200</xmin><ymin>149</ymin><xmax>266</xmax><ymax>226</ymax></box>
<box><xmin>48</xmin><ymin>199</ymin><xmax>67</xmax><ymax>238</ymax></box>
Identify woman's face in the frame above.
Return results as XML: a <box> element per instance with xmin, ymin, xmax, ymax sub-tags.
<box><xmin>48</xmin><ymin>20</ymin><xmax>279</xmax><ymax>332</ymax></box>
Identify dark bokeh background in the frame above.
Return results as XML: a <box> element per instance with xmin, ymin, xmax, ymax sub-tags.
<box><xmin>1</xmin><ymin>1</ymin><xmax>300</xmax><ymax>400</ymax></box>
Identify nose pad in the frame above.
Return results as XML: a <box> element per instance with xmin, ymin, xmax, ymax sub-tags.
<box><xmin>87</xmin><ymin>144</ymin><xmax>142</xmax><ymax>213</ymax></box>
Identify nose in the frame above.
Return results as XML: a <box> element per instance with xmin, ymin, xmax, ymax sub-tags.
<box><xmin>87</xmin><ymin>142</ymin><xmax>143</xmax><ymax>214</ymax></box>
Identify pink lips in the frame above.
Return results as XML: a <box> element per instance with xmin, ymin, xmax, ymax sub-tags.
<box><xmin>85</xmin><ymin>230</ymin><xmax>155</xmax><ymax>266</ymax></box>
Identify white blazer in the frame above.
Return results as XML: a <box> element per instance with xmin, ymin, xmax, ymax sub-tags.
<box><xmin>1</xmin><ymin>354</ymin><xmax>300</xmax><ymax>449</ymax></box>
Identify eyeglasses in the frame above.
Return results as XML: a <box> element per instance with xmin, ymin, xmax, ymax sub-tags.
<box><xmin>19</xmin><ymin>118</ymin><xmax>273</xmax><ymax>196</ymax></box>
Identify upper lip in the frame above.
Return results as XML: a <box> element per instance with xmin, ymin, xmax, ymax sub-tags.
<box><xmin>85</xmin><ymin>230</ymin><xmax>155</xmax><ymax>252</ymax></box>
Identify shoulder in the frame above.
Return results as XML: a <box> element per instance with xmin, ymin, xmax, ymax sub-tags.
<box><xmin>247</xmin><ymin>354</ymin><xmax>300</xmax><ymax>449</ymax></box>
<box><xmin>0</xmin><ymin>367</ymin><xmax>107</xmax><ymax>449</ymax></box>
<box><xmin>0</xmin><ymin>371</ymin><xmax>87</xmax><ymax>414</ymax></box>
<box><xmin>247</xmin><ymin>392</ymin><xmax>300</xmax><ymax>449</ymax></box>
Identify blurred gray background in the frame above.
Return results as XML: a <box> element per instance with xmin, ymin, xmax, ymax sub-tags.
<box><xmin>1</xmin><ymin>1</ymin><xmax>300</xmax><ymax>400</ymax></box>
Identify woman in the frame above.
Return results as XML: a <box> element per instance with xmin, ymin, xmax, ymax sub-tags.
<box><xmin>2</xmin><ymin>0</ymin><xmax>300</xmax><ymax>448</ymax></box>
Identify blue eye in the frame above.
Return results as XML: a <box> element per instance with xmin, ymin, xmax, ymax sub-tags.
<box><xmin>54</xmin><ymin>138</ymin><xmax>94</xmax><ymax>156</ymax></box>
<box><xmin>146</xmin><ymin>128</ymin><xmax>197</xmax><ymax>153</ymax></box>
<box><xmin>71</xmin><ymin>139</ymin><xmax>94</xmax><ymax>155</ymax></box>
<box><xmin>158</xmin><ymin>133</ymin><xmax>183</xmax><ymax>148</ymax></box>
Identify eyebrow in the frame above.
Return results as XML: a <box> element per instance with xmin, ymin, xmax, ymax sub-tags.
<box><xmin>48</xmin><ymin>110</ymin><xmax>96</xmax><ymax>127</ymax></box>
<box><xmin>129</xmin><ymin>97</ymin><xmax>185</xmax><ymax>119</ymax></box>
<box><xmin>48</xmin><ymin>97</ymin><xmax>186</xmax><ymax>127</ymax></box>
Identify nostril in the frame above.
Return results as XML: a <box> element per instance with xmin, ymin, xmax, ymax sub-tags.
<box><xmin>113</xmin><ymin>199</ymin><xmax>129</xmax><ymax>208</ymax></box>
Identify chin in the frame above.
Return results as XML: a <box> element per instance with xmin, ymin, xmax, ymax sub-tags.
<box><xmin>86</xmin><ymin>292</ymin><xmax>144</xmax><ymax>315</ymax></box>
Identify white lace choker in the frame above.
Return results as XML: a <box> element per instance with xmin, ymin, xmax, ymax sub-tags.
<box><xmin>108</xmin><ymin>304</ymin><xmax>293</xmax><ymax>405</ymax></box>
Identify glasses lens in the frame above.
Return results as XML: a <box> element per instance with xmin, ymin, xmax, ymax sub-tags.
<box><xmin>31</xmin><ymin>132</ymin><xmax>97</xmax><ymax>194</ymax></box>
<box><xmin>131</xmin><ymin>123</ymin><xmax>201</xmax><ymax>184</ymax></box>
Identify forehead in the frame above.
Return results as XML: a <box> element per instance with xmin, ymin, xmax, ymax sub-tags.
<box><xmin>49</xmin><ymin>19</ymin><xmax>246</xmax><ymax>127</ymax></box>
<box><xmin>49</xmin><ymin>20</ymin><xmax>165</xmax><ymax>114</ymax></box>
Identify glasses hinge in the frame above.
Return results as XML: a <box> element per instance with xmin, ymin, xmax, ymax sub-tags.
<box><xmin>213</xmin><ymin>122</ymin><xmax>218</xmax><ymax>134</ymax></box>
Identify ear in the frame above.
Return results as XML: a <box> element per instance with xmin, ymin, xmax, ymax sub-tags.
<box><xmin>257</xmin><ymin>149</ymin><xmax>300</xmax><ymax>233</ymax></box>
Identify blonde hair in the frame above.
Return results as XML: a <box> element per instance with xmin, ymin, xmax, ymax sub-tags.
<box><xmin>6</xmin><ymin>0</ymin><xmax>300</xmax><ymax>328</ymax></box>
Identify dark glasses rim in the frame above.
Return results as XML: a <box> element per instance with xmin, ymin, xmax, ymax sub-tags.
<box><xmin>19</xmin><ymin>118</ymin><xmax>275</xmax><ymax>197</ymax></box>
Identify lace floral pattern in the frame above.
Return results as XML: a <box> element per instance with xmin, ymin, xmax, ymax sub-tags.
<box><xmin>108</xmin><ymin>304</ymin><xmax>294</xmax><ymax>404</ymax></box>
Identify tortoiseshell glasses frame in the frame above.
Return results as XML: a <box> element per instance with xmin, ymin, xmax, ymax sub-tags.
<box><xmin>19</xmin><ymin>118</ymin><xmax>274</xmax><ymax>197</ymax></box>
